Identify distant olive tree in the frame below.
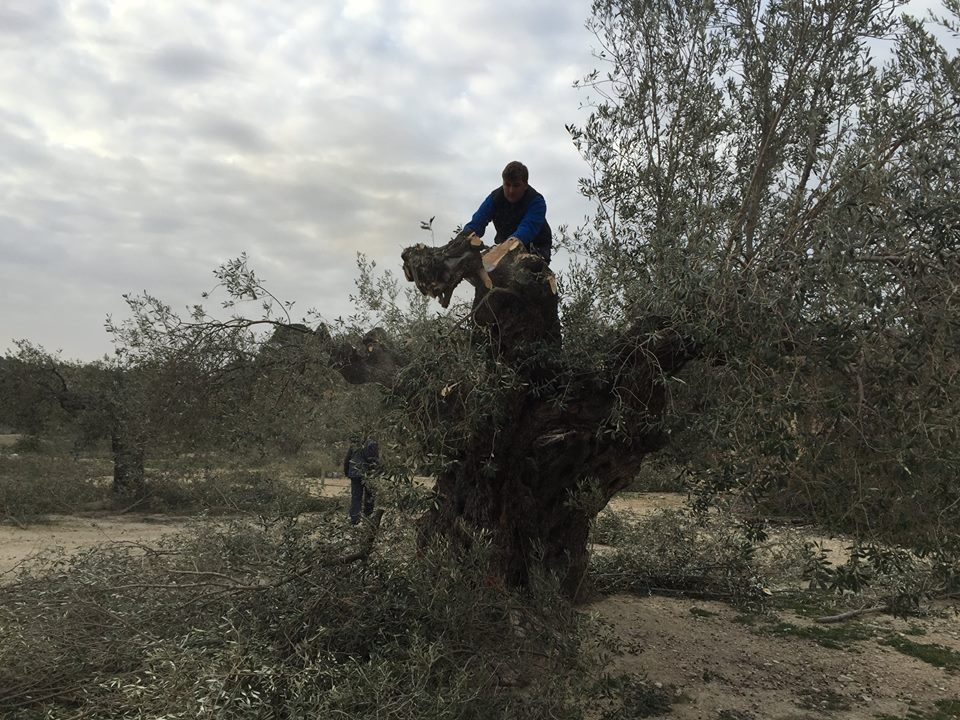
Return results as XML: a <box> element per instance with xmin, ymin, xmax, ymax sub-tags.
<box><xmin>567</xmin><ymin>0</ymin><xmax>960</xmax><ymax>543</ymax></box>
<box><xmin>0</xmin><ymin>348</ymin><xmax>71</xmax><ymax>437</ymax></box>
<box><xmin>1</xmin><ymin>341</ymin><xmax>151</xmax><ymax>498</ymax></box>
<box><xmin>103</xmin><ymin>255</ymin><xmax>350</xmax><ymax>457</ymax></box>
<box><xmin>1</xmin><ymin>256</ymin><xmax>375</xmax><ymax>500</ymax></box>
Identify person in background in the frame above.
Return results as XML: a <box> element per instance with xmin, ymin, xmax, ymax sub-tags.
<box><xmin>464</xmin><ymin>160</ymin><xmax>553</xmax><ymax>263</ymax></box>
<box><xmin>343</xmin><ymin>435</ymin><xmax>379</xmax><ymax>525</ymax></box>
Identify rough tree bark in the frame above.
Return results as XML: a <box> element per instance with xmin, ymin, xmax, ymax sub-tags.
<box><xmin>399</xmin><ymin>232</ymin><xmax>697</xmax><ymax>597</ymax></box>
<box><xmin>33</xmin><ymin>367</ymin><xmax>147</xmax><ymax>502</ymax></box>
<box><xmin>109</xmin><ymin>403</ymin><xmax>146</xmax><ymax>501</ymax></box>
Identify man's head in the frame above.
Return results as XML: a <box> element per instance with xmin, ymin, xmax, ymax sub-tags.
<box><xmin>501</xmin><ymin>160</ymin><xmax>529</xmax><ymax>203</ymax></box>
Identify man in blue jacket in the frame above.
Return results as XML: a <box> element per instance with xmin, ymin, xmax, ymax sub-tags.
<box><xmin>464</xmin><ymin>161</ymin><xmax>552</xmax><ymax>263</ymax></box>
<box><xmin>343</xmin><ymin>435</ymin><xmax>379</xmax><ymax>525</ymax></box>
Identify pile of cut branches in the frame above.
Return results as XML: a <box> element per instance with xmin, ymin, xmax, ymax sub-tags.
<box><xmin>0</xmin><ymin>506</ymin><xmax>608</xmax><ymax>719</ymax></box>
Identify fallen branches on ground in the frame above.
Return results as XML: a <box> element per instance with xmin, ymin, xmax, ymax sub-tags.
<box><xmin>0</xmin><ymin>508</ymin><xmax>610</xmax><ymax>719</ymax></box>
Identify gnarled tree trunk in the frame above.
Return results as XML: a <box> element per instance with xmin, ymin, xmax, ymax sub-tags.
<box><xmin>110</xmin><ymin>405</ymin><xmax>146</xmax><ymax>501</ymax></box>
<box><xmin>400</xmin><ymin>232</ymin><xmax>697</xmax><ymax>597</ymax></box>
<box><xmin>39</xmin><ymin>370</ymin><xmax>148</xmax><ymax>504</ymax></box>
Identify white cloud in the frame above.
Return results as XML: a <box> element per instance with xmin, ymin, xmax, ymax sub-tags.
<box><xmin>0</xmin><ymin>0</ymin><xmax>598</xmax><ymax>359</ymax></box>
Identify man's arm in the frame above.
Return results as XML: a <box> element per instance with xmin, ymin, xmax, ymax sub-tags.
<box><xmin>464</xmin><ymin>192</ymin><xmax>495</xmax><ymax>237</ymax></box>
<box><xmin>510</xmin><ymin>193</ymin><xmax>546</xmax><ymax>248</ymax></box>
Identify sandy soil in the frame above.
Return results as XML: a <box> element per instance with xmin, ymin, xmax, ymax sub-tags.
<box><xmin>595</xmin><ymin>494</ymin><xmax>960</xmax><ymax>718</ymax></box>
<box><xmin>1</xmin><ymin>489</ymin><xmax>957</xmax><ymax>718</ymax></box>
<box><xmin>0</xmin><ymin>513</ymin><xmax>190</xmax><ymax>579</ymax></box>
<box><xmin>592</xmin><ymin>593</ymin><xmax>959</xmax><ymax>719</ymax></box>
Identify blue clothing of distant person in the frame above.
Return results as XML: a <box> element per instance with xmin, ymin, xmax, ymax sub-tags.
<box><xmin>464</xmin><ymin>160</ymin><xmax>552</xmax><ymax>263</ymax></box>
<box><xmin>343</xmin><ymin>436</ymin><xmax>379</xmax><ymax>525</ymax></box>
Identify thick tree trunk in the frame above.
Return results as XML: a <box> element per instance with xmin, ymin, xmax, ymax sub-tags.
<box><xmin>400</xmin><ymin>232</ymin><xmax>697</xmax><ymax>597</ymax></box>
<box><xmin>43</xmin><ymin>375</ymin><xmax>148</xmax><ymax>504</ymax></box>
<box><xmin>110</xmin><ymin>408</ymin><xmax>146</xmax><ymax>501</ymax></box>
<box><xmin>111</xmin><ymin>433</ymin><xmax>145</xmax><ymax>499</ymax></box>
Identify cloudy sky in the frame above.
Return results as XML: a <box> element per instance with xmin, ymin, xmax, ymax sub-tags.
<box><xmin>1</xmin><ymin>0</ymin><xmax>599</xmax><ymax>360</ymax></box>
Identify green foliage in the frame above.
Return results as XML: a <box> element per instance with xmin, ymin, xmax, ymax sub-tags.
<box><xmin>753</xmin><ymin>619</ymin><xmax>873</xmax><ymax>650</ymax></box>
<box><xmin>0</xmin><ymin>452</ymin><xmax>111</xmax><ymax>521</ymax></box>
<box><xmin>100</xmin><ymin>255</ymin><xmax>360</xmax><ymax>457</ymax></box>
<box><xmin>0</xmin><ymin>440</ymin><xmax>345</xmax><ymax>521</ymax></box>
<box><xmin>882</xmin><ymin>635</ymin><xmax>960</xmax><ymax>671</ymax></box>
<box><xmin>383</xmin><ymin>315</ymin><xmax>521</xmax><ymax>476</ymax></box>
<box><xmin>625</xmin><ymin>459</ymin><xmax>688</xmax><ymax>492</ymax></box>
<box><xmin>0</xmin><ymin>508</ymin><xmax>612</xmax><ymax>719</ymax></box>
<box><xmin>739</xmin><ymin>599</ymin><xmax>959</xmax><ymax>666</ymax></box>
<box><xmin>594</xmin><ymin>674</ymin><xmax>679</xmax><ymax>719</ymax></box>
<box><xmin>591</xmin><ymin>506</ymin><xmax>634</xmax><ymax>546</ymax></box>
<box><xmin>2</xmin><ymin>255</ymin><xmax>389</xmax><ymax>499</ymax></box>
<box><xmin>349</xmin><ymin>252</ymin><xmax>432</xmax><ymax>334</ymax></box>
<box><xmin>0</xmin><ymin>344</ymin><xmax>84</xmax><ymax>438</ymax></box>
<box><xmin>588</xmin><ymin>507</ymin><xmax>768</xmax><ymax>604</ymax></box>
<box><xmin>143</xmin><ymin>468</ymin><xmax>337</xmax><ymax>517</ymax></box>
<box><xmin>801</xmin><ymin>540</ymin><xmax>958</xmax><ymax>615</ymax></box>
<box><xmin>590</xmin><ymin>500</ymin><xmax>958</xmax><ymax>624</ymax></box>
<box><xmin>569</xmin><ymin>0</ymin><xmax>960</xmax><ymax>545</ymax></box>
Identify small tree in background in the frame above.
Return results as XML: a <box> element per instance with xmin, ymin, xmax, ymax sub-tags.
<box><xmin>0</xmin><ymin>256</ymin><xmax>383</xmax><ymax>502</ymax></box>
<box><xmin>0</xmin><ymin>348</ymin><xmax>72</xmax><ymax>439</ymax></box>
<box><xmin>568</xmin><ymin>0</ymin><xmax>959</xmax><ymax>543</ymax></box>
<box><xmin>101</xmin><ymin>256</ymin><xmax>360</xmax><ymax>463</ymax></box>
<box><xmin>0</xmin><ymin>341</ymin><xmax>153</xmax><ymax>497</ymax></box>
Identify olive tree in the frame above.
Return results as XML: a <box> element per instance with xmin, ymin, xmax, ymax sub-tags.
<box><xmin>1</xmin><ymin>256</ymin><xmax>378</xmax><ymax>501</ymax></box>
<box><xmin>103</xmin><ymin>256</ymin><xmax>359</xmax><ymax>459</ymax></box>
<box><xmin>1</xmin><ymin>341</ymin><xmax>152</xmax><ymax>498</ymax></box>
<box><xmin>568</xmin><ymin>0</ymin><xmax>960</xmax><ymax>542</ymax></box>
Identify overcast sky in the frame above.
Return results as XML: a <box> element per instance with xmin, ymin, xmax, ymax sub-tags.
<box><xmin>0</xmin><ymin>0</ymin><xmax>599</xmax><ymax>360</ymax></box>
<box><xmin>3</xmin><ymin>2</ymin><xmax>953</xmax><ymax>362</ymax></box>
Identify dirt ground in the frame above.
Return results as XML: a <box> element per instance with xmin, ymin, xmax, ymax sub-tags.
<box><xmin>0</xmin><ymin>490</ymin><xmax>957</xmax><ymax>719</ymax></box>
<box><xmin>0</xmin><ymin>514</ymin><xmax>190</xmax><ymax>580</ymax></box>
<box><xmin>593</xmin><ymin>593</ymin><xmax>959</xmax><ymax>719</ymax></box>
<box><xmin>595</xmin><ymin>494</ymin><xmax>960</xmax><ymax>718</ymax></box>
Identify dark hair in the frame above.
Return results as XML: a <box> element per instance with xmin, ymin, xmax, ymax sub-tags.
<box><xmin>502</xmin><ymin>161</ymin><xmax>529</xmax><ymax>183</ymax></box>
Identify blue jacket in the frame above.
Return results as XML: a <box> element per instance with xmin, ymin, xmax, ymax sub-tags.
<box><xmin>465</xmin><ymin>186</ymin><xmax>552</xmax><ymax>250</ymax></box>
<box><xmin>344</xmin><ymin>438</ymin><xmax>379</xmax><ymax>479</ymax></box>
